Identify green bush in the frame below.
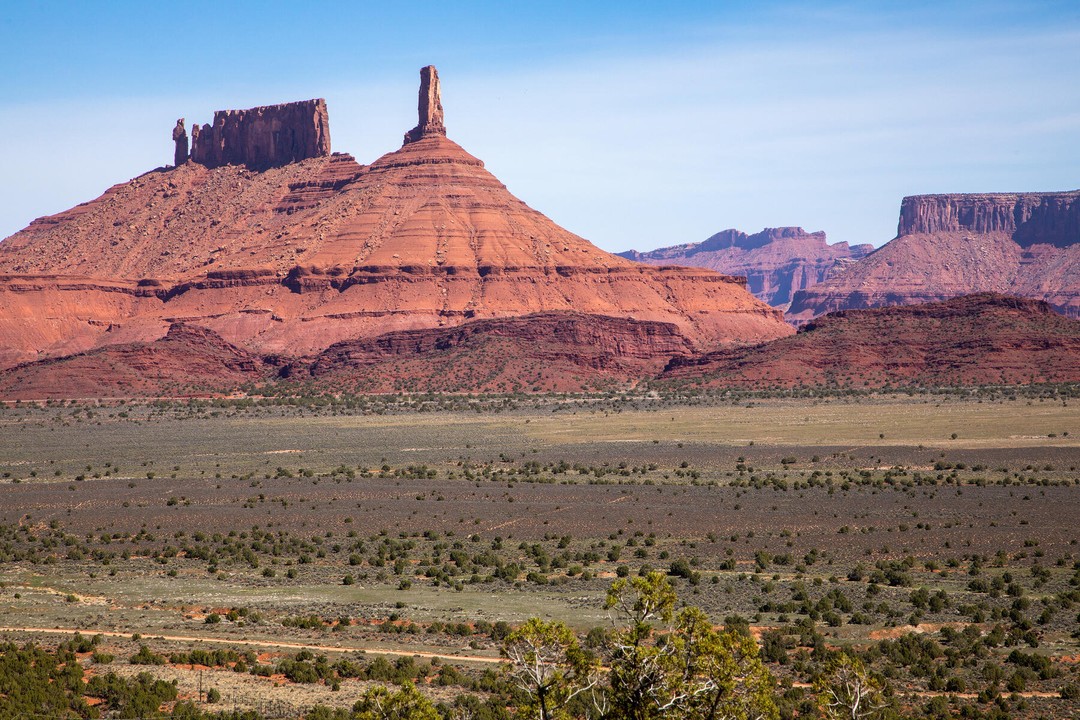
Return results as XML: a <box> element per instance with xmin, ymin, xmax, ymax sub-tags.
<box><xmin>129</xmin><ymin>645</ymin><xmax>167</xmax><ymax>665</ymax></box>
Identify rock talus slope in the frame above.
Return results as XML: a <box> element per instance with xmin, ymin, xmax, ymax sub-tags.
<box><xmin>787</xmin><ymin>192</ymin><xmax>1080</xmax><ymax>322</ymax></box>
<box><xmin>0</xmin><ymin>67</ymin><xmax>791</xmax><ymax>370</ymax></box>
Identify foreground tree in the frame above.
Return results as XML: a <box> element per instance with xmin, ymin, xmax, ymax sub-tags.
<box><xmin>813</xmin><ymin>654</ymin><xmax>889</xmax><ymax>720</ymax></box>
<box><xmin>502</xmin><ymin>617</ymin><xmax>599</xmax><ymax>720</ymax></box>
<box><xmin>604</xmin><ymin>571</ymin><xmax>678</xmax><ymax>719</ymax></box>
<box><xmin>602</xmin><ymin>572</ymin><xmax>778</xmax><ymax>720</ymax></box>
<box><xmin>667</xmin><ymin>607</ymin><xmax>778</xmax><ymax>720</ymax></box>
<box><xmin>351</xmin><ymin>682</ymin><xmax>440</xmax><ymax>720</ymax></box>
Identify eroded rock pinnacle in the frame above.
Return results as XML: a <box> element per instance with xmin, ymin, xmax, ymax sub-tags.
<box><xmin>404</xmin><ymin>65</ymin><xmax>445</xmax><ymax>145</ymax></box>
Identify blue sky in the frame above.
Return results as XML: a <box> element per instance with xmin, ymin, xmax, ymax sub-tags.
<box><xmin>1</xmin><ymin>1</ymin><xmax>1078</xmax><ymax>251</ymax></box>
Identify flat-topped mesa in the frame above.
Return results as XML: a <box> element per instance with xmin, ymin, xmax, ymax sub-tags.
<box><xmin>785</xmin><ymin>188</ymin><xmax>1080</xmax><ymax>323</ymax></box>
<box><xmin>186</xmin><ymin>99</ymin><xmax>331</xmax><ymax>170</ymax></box>
<box><xmin>898</xmin><ymin>191</ymin><xmax>1080</xmax><ymax>248</ymax></box>
<box><xmin>403</xmin><ymin>65</ymin><xmax>446</xmax><ymax>145</ymax></box>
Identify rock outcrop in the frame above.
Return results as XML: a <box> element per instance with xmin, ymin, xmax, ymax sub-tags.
<box><xmin>403</xmin><ymin>65</ymin><xmax>445</xmax><ymax>145</ymax></box>
<box><xmin>187</xmin><ymin>99</ymin><xmax>331</xmax><ymax>170</ymax></box>
<box><xmin>787</xmin><ymin>191</ymin><xmax>1080</xmax><ymax>322</ymax></box>
<box><xmin>897</xmin><ymin>193</ymin><xmax>1080</xmax><ymax>246</ymax></box>
<box><xmin>0</xmin><ymin>312</ymin><xmax>694</xmax><ymax>398</ymax></box>
<box><xmin>620</xmin><ymin>227</ymin><xmax>873</xmax><ymax>309</ymax></box>
<box><xmin>4</xmin><ymin>292</ymin><xmax>1075</xmax><ymax>398</ymax></box>
<box><xmin>172</xmin><ymin>119</ymin><xmax>188</xmax><ymax>166</ymax></box>
<box><xmin>660</xmin><ymin>293</ymin><xmax>1080</xmax><ymax>389</ymax></box>
<box><xmin>305</xmin><ymin>312</ymin><xmax>697</xmax><ymax>393</ymax></box>
<box><xmin>0</xmin><ymin>66</ymin><xmax>792</xmax><ymax>373</ymax></box>
<box><xmin>0</xmin><ymin>323</ymin><xmax>280</xmax><ymax>400</ymax></box>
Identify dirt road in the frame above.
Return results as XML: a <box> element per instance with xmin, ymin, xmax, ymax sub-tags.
<box><xmin>0</xmin><ymin>625</ymin><xmax>504</xmax><ymax>665</ymax></box>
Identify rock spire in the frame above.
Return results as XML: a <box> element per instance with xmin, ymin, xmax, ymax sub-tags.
<box><xmin>0</xmin><ymin>67</ymin><xmax>793</xmax><ymax>371</ymax></box>
<box><xmin>172</xmin><ymin>119</ymin><xmax>188</xmax><ymax>166</ymax></box>
<box><xmin>403</xmin><ymin>65</ymin><xmax>446</xmax><ymax>145</ymax></box>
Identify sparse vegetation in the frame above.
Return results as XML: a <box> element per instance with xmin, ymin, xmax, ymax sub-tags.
<box><xmin>0</xmin><ymin>392</ymin><xmax>1075</xmax><ymax>717</ymax></box>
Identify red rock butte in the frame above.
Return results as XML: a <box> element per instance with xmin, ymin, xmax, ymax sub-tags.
<box><xmin>187</xmin><ymin>99</ymin><xmax>331</xmax><ymax>170</ymax></box>
<box><xmin>0</xmin><ymin>66</ymin><xmax>791</xmax><ymax>370</ymax></box>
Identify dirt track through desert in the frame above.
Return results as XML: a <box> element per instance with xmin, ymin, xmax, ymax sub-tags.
<box><xmin>0</xmin><ymin>626</ymin><xmax>504</xmax><ymax>665</ymax></box>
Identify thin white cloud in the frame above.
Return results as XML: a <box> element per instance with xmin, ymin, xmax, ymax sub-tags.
<box><xmin>427</xmin><ymin>23</ymin><xmax>1080</xmax><ymax>250</ymax></box>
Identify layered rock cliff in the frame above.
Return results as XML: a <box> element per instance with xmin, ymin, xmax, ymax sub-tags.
<box><xmin>620</xmin><ymin>227</ymin><xmax>873</xmax><ymax>309</ymax></box>
<box><xmin>787</xmin><ymin>191</ymin><xmax>1080</xmax><ymax>322</ymax></box>
<box><xmin>897</xmin><ymin>192</ymin><xmax>1080</xmax><ymax>246</ymax></box>
<box><xmin>0</xmin><ymin>67</ymin><xmax>792</xmax><ymax>372</ymax></box>
<box><xmin>187</xmin><ymin>99</ymin><xmax>331</xmax><ymax>170</ymax></box>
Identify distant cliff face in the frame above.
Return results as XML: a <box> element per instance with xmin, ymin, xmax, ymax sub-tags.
<box><xmin>619</xmin><ymin>227</ymin><xmax>874</xmax><ymax>309</ymax></box>
<box><xmin>787</xmin><ymin>190</ymin><xmax>1080</xmax><ymax>323</ymax></box>
<box><xmin>898</xmin><ymin>192</ymin><xmax>1080</xmax><ymax>247</ymax></box>
<box><xmin>185</xmin><ymin>99</ymin><xmax>331</xmax><ymax>170</ymax></box>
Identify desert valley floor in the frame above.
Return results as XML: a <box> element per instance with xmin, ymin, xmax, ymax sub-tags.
<box><xmin>0</xmin><ymin>389</ymin><xmax>1077</xmax><ymax>717</ymax></box>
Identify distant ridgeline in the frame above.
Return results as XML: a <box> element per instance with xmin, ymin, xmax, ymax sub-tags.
<box><xmin>171</xmin><ymin>99</ymin><xmax>331</xmax><ymax>171</ymax></box>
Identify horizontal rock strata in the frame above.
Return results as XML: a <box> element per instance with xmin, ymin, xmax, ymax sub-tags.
<box><xmin>0</xmin><ymin>67</ymin><xmax>792</xmax><ymax>372</ymax></box>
